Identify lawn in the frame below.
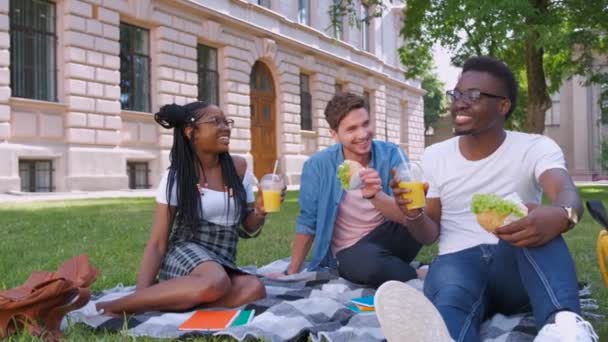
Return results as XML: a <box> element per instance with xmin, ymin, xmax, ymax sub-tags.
<box><xmin>1</xmin><ymin>187</ymin><xmax>607</xmax><ymax>341</ymax></box>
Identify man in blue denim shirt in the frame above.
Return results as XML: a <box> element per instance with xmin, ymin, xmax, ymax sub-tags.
<box><xmin>377</xmin><ymin>56</ymin><xmax>598</xmax><ymax>342</ymax></box>
<box><xmin>283</xmin><ymin>92</ymin><xmax>422</xmax><ymax>288</ymax></box>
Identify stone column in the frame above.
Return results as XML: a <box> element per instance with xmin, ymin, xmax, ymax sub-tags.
<box><xmin>61</xmin><ymin>1</ymin><xmax>126</xmax><ymax>190</ymax></box>
<box><xmin>0</xmin><ymin>0</ymin><xmax>10</xmax><ymax>142</ymax></box>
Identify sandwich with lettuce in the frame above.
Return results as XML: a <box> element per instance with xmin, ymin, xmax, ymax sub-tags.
<box><xmin>337</xmin><ymin>160</ymin><xmax>364</xmax><ymax>190</ymax></box>
<box><xmin>471</xmin><ymin>193</ymin><xmax>528</xmax><ymax>232</ymax></box>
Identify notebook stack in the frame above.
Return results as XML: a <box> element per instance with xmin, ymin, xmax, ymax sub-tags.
<box><xmin>179</xmin><ymin>309</ymin><xmax>255</xmax><ymax>331</ymax></box>
<box><xmin>348</xmin><ymin>295</ymin><xmax>375</xmax><ymax>313</ymax></box>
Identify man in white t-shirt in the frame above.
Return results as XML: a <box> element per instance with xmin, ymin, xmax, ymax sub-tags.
<box><xmin>373</xmin><ymin>56</ymin><xmax>598</xmax><ymax>342</ymax></box>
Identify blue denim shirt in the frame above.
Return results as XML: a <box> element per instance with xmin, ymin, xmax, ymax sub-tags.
<box><xmin>296</xmin><ymin>140</ymin><xmax>409</xmax><ymax>271</ymax></box>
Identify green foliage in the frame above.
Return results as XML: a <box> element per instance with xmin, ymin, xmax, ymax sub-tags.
<box><xmin>397</xmin><ymin>0</ymin><xmax>608</xmax><ymax>132</ymax></box>
<box><xmin>600</xmin><ymin>77</ymin><xmax>608</xmax><ymax>125</ymax></box>
<box><xmin>471</xmin><ymin>193</ymin><xmax>525</xmax><ymax>217</ymax></box>
<box><xmin>327</xmin><ymin>0</ymin><xmax>386</xmax><ymax>34</ymax></box>
<box><xmin>601</xmin><ymin>139</ymin><xmax>608</xmax><ymax>171</ymax></box>
<box><xmin>337</xmin><ymin>161</ymin><xmax>352</xmax><ymax>189</ymax></box>
<box><xmin>421</xmin><ymin>72</ymin><xmax>446</xmax><ymax>131</ymax></box>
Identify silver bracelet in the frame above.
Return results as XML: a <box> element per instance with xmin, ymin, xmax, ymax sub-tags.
<box><xmin>404</xmin><ymin>209</ymin><xmax>424</xmax><ymax>222</ymax></box>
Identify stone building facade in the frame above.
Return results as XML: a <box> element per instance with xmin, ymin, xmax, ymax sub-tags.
<box><xmin>0</xmin><ymin>0</ymin><xmax>424</xmax><ymax>192</ymax></box>
<box><xmin>544</xmin><ymin>75</ymin><xmax>607</xmax><ymax>181</ymax></box>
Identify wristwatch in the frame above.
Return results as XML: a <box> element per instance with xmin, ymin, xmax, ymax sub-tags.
<box><xmin>562</xmin><ymin>206</ymin><xmax>579</xmax><ymax>230</ymax></box>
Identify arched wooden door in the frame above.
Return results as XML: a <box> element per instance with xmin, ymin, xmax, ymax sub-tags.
<box><xmin>249</xmin><ymin>61</ymin><xmax>277</xmax><ymax>180</ymax></box>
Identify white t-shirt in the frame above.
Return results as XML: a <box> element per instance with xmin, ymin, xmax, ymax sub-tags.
<box><xmin>155</xmin><ymin>170</ymin><xmax>256</xmax><ymax>226</ymax></box>
<box><xmin>422</xmin><ymin>131</ymin><xmax>566</xmax><ymax>255</ymax></box>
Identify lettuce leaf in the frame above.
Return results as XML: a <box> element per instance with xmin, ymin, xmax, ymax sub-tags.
<box><xmin>337</xmin><ymin>163</ymin><xmax>351</xmax><ymax>190</ymax></box>
<box><xmin>471</xmin><ymin>194</ymin><xmax>525</xmax><ymax>217</ymax></box>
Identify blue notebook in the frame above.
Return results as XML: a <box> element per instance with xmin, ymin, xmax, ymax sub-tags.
<box><xmin>230</xmin><ymin>309</ymin><xmax>255</xmax><ymax>327</ymax></box>
<box><xmin>347</xmin><ymin>304</ymin><xmax>375</xmax><ymax>313</ymax></box>
<box><xmin>351</xmin><ymin>295</ymin><xmax>374</xmax><ymax>308</ymax></box>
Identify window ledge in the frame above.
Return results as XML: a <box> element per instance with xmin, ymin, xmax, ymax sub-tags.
<box><xmin>121</xmin><ymin>110</ymin><xmax>154</xmax><ymax>121</ymax></box>
<box><xmin>9</xmin><ymin>97</ymin><xmax>68</xmax><ymax>112</ymax></box>
<box><xmin>300</xmin><ymin>130</ymin><xmax>317</xmax><ymax>137</ymax></box>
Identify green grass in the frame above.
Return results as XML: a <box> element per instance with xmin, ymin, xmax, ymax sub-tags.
<box><xmin>1</xmin><ymin>188</ymin><xmax>607</xmax><ymax>340</ymax></box>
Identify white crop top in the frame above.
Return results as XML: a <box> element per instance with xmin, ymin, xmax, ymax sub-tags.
<box><xmin>155</xmin><ymin>170</ymin><xmax>256</xmax><ymax>226</ymax></box>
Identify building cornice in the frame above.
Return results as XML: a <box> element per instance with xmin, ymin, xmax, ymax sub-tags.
<box><xmin>166</xmin><ymin>0</ymin><xmax>424</xmax><ymax>95</ymax></box>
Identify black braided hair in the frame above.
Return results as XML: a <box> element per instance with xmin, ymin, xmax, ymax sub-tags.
<box><xmin>154</xmin><ymin>102</ymin><xmax>248</xmax><ymax>234</ymax></box>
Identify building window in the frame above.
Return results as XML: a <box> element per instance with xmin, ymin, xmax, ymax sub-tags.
<box><xmin>335</xmin><ymin>82</ymin><xmax>344</xmax><ymax>95</ymax></box>
<box><xmin>360</xmin><ymin>3</ymin><xmax>371</xmax><ymax>52</ymax></box>
<box><xmin>545</xmin><ymin>93</ymin><xmax>560</xmax><ymax>126</ymax></box>
<box><xmin>198</xmin><ymin>44</ymin><xmax>219</xmax><ymax>105</ymax></box>
<box><xmin>300</xmin><ymin>74</ymin><xmax>312</xmax><ymax>131</ymax></box>
<box><xmin>9</xmin><ymin>0</ymin><xmax>57</xmax><ymax>102</ymax></box>
<box><xmin>298</xmin><ymin>0</ymin><xmax>310</xmax><ymax>25</ymax></box>
<box><xmin>120</xmin><ymin>23</ymin><xmax>151</xmax><ymax>112</ymax></box>
<box><xmin>127</xmin><ymin>162</ymin><xmax>150</xmax><ymax>189</ymax></box>
<box><xmin>257</xmin><ymin>0</ymin><xmax>271</xmax><ymax>8</ymax></box>
<box><xmin>19</xmin><ymin>160</ymin><xmax>54</xmax><ymax>192</ymax></box>
<box><xmin>364</xmin><ymin>90</ymin><xmax>375</xmax><ymax>130</ymax></box>
<box><xmin>363</xmin><ymin>90</ymin><xmax>371</xmax><ymax>112</ymax></box>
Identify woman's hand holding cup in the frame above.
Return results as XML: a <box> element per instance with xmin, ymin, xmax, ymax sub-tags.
<box><xmin>260</xmin><ymin>174</ymin><xmax>284</xmax><ymax>213</ymax></box>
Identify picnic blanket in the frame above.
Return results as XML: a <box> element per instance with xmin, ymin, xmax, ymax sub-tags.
<box><xmin>64</xmin><ymin>258</ymin><xmax>601</xmax><ymax>342</ymax></box>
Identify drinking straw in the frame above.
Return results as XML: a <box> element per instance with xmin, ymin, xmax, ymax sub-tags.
<box><xmin>398</xmin><ymin>150</ymin><xmax>411</xmax><ymax>180</ymax></box>
<box><xmin>398</xmin><ymin>149</ymin><xmax>408</xmax><ymax>167</ymax></box>
<box><xmin>272</xmin><ymin>160</ymin><xmax>279</xmax><ymax>180</ymax></box>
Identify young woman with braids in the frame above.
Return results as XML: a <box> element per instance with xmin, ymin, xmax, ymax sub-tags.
<box><xmin>96</xmin><ymin>101</ymin><xmax>284</xmax><ymax>314</ymax></box>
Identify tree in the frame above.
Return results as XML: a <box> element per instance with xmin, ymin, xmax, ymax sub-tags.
<box><xmin>330</xmin><ymin>0</ymin><xmax>608</xmax><ymax>133</ymax></box>
<box><xmin>328</xmin><ymin>1</ymin><xmax>445</xmax><ymax>132</ymax></box>
<box><xmin>328</xmin><ymin>0</ymin><xmax>385</xmax><ymax>34</ymax></box>
<box><xmin>401</xmin><ymin>0</ymin><xmax>608</xmax><ymax>133</ymax></box>
<box><xmin>421</xmin><ymin>72</ymin><xmax>446</xmax><ymax>132</ymax></box>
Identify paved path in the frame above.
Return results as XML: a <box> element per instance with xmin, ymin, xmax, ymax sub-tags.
<box><xmin>0</xmin><ymin>185</ymin><xmax>302</xmax><ymax>204</ymax></box>
<box><xmin>0</xmin><ymin>183</ymin><xmax>603</xmax><ymax>204</ymax></box>
<box><xmin>0</xmin><ymin>190</ymin><xmax>157</xmax><ymax>204</ymax></box>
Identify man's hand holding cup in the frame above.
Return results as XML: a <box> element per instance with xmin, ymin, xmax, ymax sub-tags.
<box><xmin>390</xmin><ymin>164</ymin><xmax>427</xmax><ymax>219</ymax></box>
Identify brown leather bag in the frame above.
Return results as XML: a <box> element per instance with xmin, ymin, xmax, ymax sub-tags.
<box><xmin>0</xmin><ymin>254</ymin><xmax>97</xmax><ymax>341</ymax></box>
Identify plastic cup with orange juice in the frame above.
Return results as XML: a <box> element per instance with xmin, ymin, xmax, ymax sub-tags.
<box><xmin>396</xmin><ymin>162</ymin><xmax>425</xmax><ymax>210</ymax></box>
<box><xmin>260</xmin><ymin>174</ymin><xmax>283</xmax><ymax>213</ymax></box>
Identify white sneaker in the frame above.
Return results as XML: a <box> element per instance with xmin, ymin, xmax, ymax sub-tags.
<box><xmin>375</xmin><ymin>280</ymin><xmax>453</xmax><ymax>342</ymax></box>
<box><xmin>534</xmin><ymin>311</ymin><xmax>599</xmax><ymax>342</ymax></box>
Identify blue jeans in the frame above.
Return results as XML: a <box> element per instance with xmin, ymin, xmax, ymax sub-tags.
<box><xmin>423</xmin><ymin>238</ymin><xmax>580</xmax><ymax>342</ymax></box>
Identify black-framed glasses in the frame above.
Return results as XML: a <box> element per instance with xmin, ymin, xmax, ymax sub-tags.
<box><xmin>198</xmin><ymin>117</ymin><xmax>235</xmax><ymax>128</ymax></box>
<box><xmin>446</xmin><ymin>89</ymin><xmax>506</xmax><ymax>104</ymax></box>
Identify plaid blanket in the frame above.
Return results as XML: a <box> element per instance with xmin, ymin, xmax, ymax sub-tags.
<box><xmin>65</xmin><ymin>259</ymin><xmax>601</xmax><ymax>342</ymax></box>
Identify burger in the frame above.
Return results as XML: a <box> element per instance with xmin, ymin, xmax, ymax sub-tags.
<box><xmin>337</xmin><ymin>160</ymin><xmax>364</xmax><ymax>190</ymax></box>
<box><xmin>471</xmin><ymin>194</ymin><xmax>527</xmax><ymax>232</ymax></box>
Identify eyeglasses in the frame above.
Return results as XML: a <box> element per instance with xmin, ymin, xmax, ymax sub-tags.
<box><xmin>446</xmin><ymin>89</ymin><xmax>506</xmax><ymax>104</ymax></box>
<box><xmin>198</xmin><ymin>117</ymin><xmax>235</xmax><ymax>128</ymax></box>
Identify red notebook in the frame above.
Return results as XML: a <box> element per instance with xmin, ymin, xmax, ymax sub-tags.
<box><xmin>178</xmin><ymin>310</ymin><xmax>240</xmax><ymax>331</ymax></box>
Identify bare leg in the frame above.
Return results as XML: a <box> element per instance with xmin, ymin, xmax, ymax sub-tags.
<box><xmin>207</xmin><ymin>273</ymin><xmax>266</xmax><ymax>308</ymax></box>
<box><xmin>96</xmin><ymin>262</ymin><xmax>231</xmax><ymax>314</ymax></box>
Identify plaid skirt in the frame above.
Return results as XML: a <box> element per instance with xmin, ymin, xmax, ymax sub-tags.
<box><xmin>158</xmin><ymin>219</ymin><xmax>240</xmax><ymax>280</ymax></box>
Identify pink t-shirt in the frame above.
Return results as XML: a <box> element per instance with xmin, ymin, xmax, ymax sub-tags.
<box><xmin>331</xmin><ymin>189</ymin><xmax>384</xmax><ymax>255</ymax></box>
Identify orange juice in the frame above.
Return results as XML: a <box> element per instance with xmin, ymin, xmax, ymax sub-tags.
<box><xmin>398</xmin><ymin>181</ymin><xmax>425</xmax><ymax>209</ymax></box>
<box><xmin>262</xmin><ymin>190</ymin><xmax>281</xmax><ymax>213</ymax></box>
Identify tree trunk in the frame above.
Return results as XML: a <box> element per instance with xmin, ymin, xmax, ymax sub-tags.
<box><xmin>525</xmin><ymin>0</ymin><xmax>551</xmax><ymax>134</ymax></box>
